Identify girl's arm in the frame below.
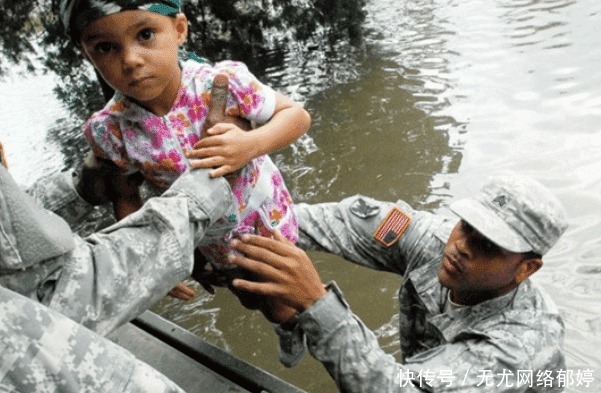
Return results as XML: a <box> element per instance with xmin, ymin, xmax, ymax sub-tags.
<box><xmin>243</xmin><ymin>91</ymin><xmax>311</xmax><ymax>156</ymax></box>
<box><xmin>188</xmin><ymin>92</ymin><xmax>311</xmax><ymax>178</ymax></box>
<box><xmin>113</xmin><ymin>193</ymin><xmax>143</xmax><ymax>220</ymax></box>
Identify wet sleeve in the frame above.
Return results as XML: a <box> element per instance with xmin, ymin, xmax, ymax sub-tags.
<box><xmin>0</xmin><ymin>286</ymin><xmax>186</xmax><ymax>393</ymax></box>
<box><xmin>213</xmin><ymin>60</ymin><xmax>276</xmax><ymax>124</ymax></box>
<box><xmin>44</xmin><ymin>169</ymin><xmax>234</xmax><ymax>335</ymax></box>
<box><xmin>273</xmin><ymin>323</ymin><xmax>307</xmax><ymax>368</ymax></box>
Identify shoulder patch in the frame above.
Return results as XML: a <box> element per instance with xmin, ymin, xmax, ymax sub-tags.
<box><xmin>350</xmin><ymin>197</ymin><xmax>380</xmax><ymax>218</ymax></box>
<box><xmin>373</xmin><ymin>206</ymin><xmax>411</xmax><ymax>247</ymax></box>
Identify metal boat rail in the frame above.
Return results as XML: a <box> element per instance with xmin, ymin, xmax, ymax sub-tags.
<box><xmin>108</xmin><ymin>311</ymin><xmax>305</xmax><ymax>393</ymax></box>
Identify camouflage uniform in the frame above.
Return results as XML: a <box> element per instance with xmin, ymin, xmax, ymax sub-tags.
<box><xmin>293</xmin><ymin>194</ymin><xmax>566</xmax><ymax>392</ymax></box>
<box><xmin>0</xmin><ymin>286</ymin><xmax>186</xmax><ymax>392</ymax></box>
<box><xmin>0</xmin><ymin>166</ymin><xmax>233</xmax><ymax>392</ymax></box>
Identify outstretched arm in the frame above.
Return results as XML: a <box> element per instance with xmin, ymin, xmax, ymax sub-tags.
<box><xmin>0</xmin><ymin>166</ymin><xmax>233</xmax><ymax>335</ymax></box>
<box><xmin>228</xmin><ymin>232</ymin><xmax>420</xmax><ymax>392</ymax></box>
<box><xmin>295</xmin><ymin>197</ymin><xmax>415</xmax><ymax>275</ymax></box>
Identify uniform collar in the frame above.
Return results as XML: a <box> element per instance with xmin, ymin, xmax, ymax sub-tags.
<box><xmin>430</xmin><ymin>288</ymin><xmax>519</xmax><ymax>342</ymax></box>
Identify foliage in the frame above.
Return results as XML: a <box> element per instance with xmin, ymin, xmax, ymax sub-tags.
<box><xmin>0</xmin><ymin>0</ymin><xmax>43</xmax><ymax>76</ymax></box>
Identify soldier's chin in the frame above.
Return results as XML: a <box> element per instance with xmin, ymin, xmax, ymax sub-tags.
<box><xmin>438</xmin><ymin>265</ymin><xmax>456</xmax><ymax>290</ymax></box>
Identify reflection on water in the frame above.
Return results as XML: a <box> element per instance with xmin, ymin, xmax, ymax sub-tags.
<box><xmin>0</xmin><ymin>74</ymin><xmax>66</xmax><ymax>186</ymax></box>
<box><xmin>296</xmin><ymin>58</ymin><xmax>458</xmax><ymax>205</ymax></box>
<box><xmin>2</xmin><ymin>0</ymin><xmax>601</xmax><ymax>391</ymax></box>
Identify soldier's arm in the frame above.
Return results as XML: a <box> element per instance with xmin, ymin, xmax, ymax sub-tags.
<box><xmin>0</xmin><ymin>166</ymin><xmax>232</xmax><ymax>336</ymax></box>
<box><xmin>0</xmin><ymin>286</ymin><xmax>185</xmax><ymax>393</ymax></box>
<box><xmin>23</xmin><ymin>169</ymin><xmax>94</xmax><ymax>226</ymax></box>
<box><xmin>296</xmin><ymin>195</ymin><xmax>418</xmax><ymax>275</ymax></box>
<box><xmin>44</xmin><ymin>168</ymin><xmax>233</xmax><ymax>335</ymax></box>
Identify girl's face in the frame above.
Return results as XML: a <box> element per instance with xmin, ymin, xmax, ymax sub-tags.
<box><xmin>80</xmin><ymin>10</ymin><xmax>188</xmax><ymax>115</ymax></box>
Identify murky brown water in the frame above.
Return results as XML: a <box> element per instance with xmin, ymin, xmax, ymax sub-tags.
<box><xmin>2</xmin><ymin>0</ymin><xmax>600</xmax><ymax>391</ymax></box>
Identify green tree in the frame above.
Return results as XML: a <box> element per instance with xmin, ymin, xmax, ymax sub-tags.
<box><xmin>0</xmin><ymin>0</ymin><xmax>43</xmax><ymax>77</ymax></box>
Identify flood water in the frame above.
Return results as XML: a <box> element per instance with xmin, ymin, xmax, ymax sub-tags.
<box><xmin>2</xmin><ymin>0</ymin><xmax>601</xmax><ymax>391</ymax></box>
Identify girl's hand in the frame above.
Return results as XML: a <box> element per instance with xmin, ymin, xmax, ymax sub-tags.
<box><xmin>188</xmin><ymin>123</ymin><xmax>259</xmax><ymax>178</ymax></box>
<box><xmin>186</xmin><ymin>73</ymin><xmax>254</xmax><ymax>178</ymax></box>
<box><xmin>168</xmin><ymin>282</ymin><xmax>197</xmax><ymax>301</ymax></box>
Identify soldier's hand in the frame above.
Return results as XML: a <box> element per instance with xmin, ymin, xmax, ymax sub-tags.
<box><xmin>262</xmin><ymin>298</ymin><xmax>299</xmax><ymax>326</ymax></box>
<box><xmin>228</xmin><ymin>231</ymin><xmax>327</xmax><ymax>313</ymax></box>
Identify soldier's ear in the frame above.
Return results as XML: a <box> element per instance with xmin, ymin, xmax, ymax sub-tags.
<box><xmin>0</xmin><ymin>142</ymin><xmax>8</xmax><ymax>169</ymax></box>
<box><xmin>515</xmin><ymin>257</ymin><xmax>542</xmax><ymax>284</ymax></box>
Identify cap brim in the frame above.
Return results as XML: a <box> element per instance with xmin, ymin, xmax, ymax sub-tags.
<box><xmin>449</xmin><ymin>198</ymin><xmax>532</xmax><ymax>253</ymax></box>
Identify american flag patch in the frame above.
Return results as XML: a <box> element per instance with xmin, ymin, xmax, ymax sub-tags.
<box><xmin>373</xmin><ymin>207</ymin><xmax>411</xmax><ymax>247</ymax></box>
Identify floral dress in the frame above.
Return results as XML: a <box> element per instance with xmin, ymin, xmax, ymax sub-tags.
<box><xmin>84</xmin><ymin>59</ymin><xmax>298</xmax><ymax>268</ymax></box>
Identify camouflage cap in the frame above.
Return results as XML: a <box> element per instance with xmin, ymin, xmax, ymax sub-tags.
<box><xmin>449</xmin><ymin>173</ymin><xmax>568</xmax><ymax>256</ymax></box>
<box><xmin>59</xmin><ymin>0</ymin><xmax>182</xmax><ymax>40</ymax></box>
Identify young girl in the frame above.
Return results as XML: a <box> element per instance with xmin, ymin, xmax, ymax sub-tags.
<box><xmin>59</xmin><ymin>0</ymin><xmax>311</xmax><ymax>294</ymax></box>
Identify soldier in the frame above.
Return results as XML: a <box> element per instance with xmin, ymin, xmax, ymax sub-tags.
<box><xmin>229</xmin><ymin>173</ymin><xmax>569</xmax><ymax>392</ymax></box>
<box><xmin>0</xmin><ymin>153</ymin><xmax>233</xmax><ymax>392</ymax></box>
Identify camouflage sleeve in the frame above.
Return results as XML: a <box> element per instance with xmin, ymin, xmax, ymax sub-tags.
<box><xmin>296</xmin><ymin>195</ymin><xmax>425</xmax><ymax>275</ymax></box>
<box><xmin>0</xmin><ymin>286</ymin><xmax>185</xmax><ymax>393</ymax></box>
<box><xmin>42</xmin><ymin>169</ymin><xmax>233</xmax><ymax>335</ymax></box>
<box><xmin>25</xmin><ymin>169</ymin><xmax>94</xmax><ymax>226</ymax></box>
<box><xmin>299</xmin><ymin>282</ymin><xmax>424</xmax><ymax>393</ymax></box>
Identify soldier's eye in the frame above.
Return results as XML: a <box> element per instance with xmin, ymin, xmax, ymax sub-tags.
<box><xmin>460</xmin><ymin>220</ymin><xmax>505</xmax><ymax>256</ymax></box>
<box><xmin>480</xmin><ymin>239</ymin><xmax>501</xmax><ymax>254</ymax></box>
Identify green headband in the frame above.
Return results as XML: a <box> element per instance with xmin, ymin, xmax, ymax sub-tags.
<box><xmin>59</xmin><ymin>0</ymin><xmax>181</xmax><ymax>40</ymax></box>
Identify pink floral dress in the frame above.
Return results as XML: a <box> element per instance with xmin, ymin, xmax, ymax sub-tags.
<box><xmin>84</xmin><ymin>60</ymin><xmax>298</xmax><ymax>268</ymax></box>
